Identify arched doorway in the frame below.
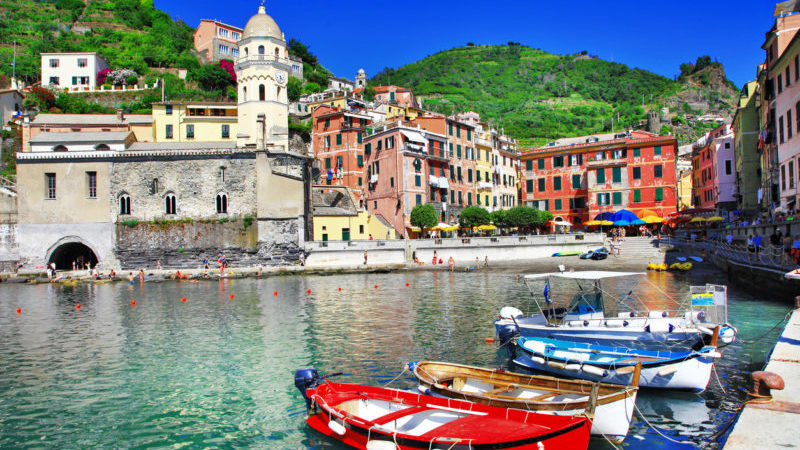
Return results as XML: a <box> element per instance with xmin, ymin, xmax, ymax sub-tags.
<box><xmin>48</xmin><ymin>242</ymin><xmax>98</xmax><ymax>270</ymax></box>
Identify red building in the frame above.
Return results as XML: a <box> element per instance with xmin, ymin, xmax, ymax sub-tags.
<box><xmin>311</xmin><ymin>103</ymin><xmax>372</xmax><ymax>203</ymax></box>
<box><xmin>520</xmin><ymin>131</ymin><xmax>678</xmax><ymax>227</ymax></box>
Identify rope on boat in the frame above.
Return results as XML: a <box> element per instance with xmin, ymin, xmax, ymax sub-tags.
<box><xmin>381</xmin><ymin>366</ymin><xmax>409</xmax><ymax>386</ymax></box>
<box><xmin>633</xmin><ymin>402</ymin><xmax>692</xmax><ymax>446</ymax></box>
<box><xmin>738</xmin><ymin>309</ymin><xmax>793</xmax><ymax>344</ymax></box>
<box><xmin>712</xmin><ymin>363</ymin><xmax>726</xmax><ymax>394</ymax></box>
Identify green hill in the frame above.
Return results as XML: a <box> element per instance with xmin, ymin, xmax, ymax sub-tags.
<box><xmin>369</xmin><ymin>44</ymin><xmax>737</xmax><ymax>145</ymax></box>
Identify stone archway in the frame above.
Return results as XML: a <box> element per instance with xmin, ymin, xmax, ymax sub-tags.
<box><xmin>47</xmin><ymin>239</ymin><xmax>99</xmax><ymax>270</ymax></box>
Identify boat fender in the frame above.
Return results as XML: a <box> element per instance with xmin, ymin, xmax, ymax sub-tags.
<box><xmin>532</xmin><ymin>356</ymin><xmax>546</xmax><ymax>365</ymax></box>
<box><xmin>668</xmin><ymin>324</ymin><xmax>675</xmax><ymax>333</ymax></box>
<box><xmin>366</xmin><ymin>440</ymin><xmax>398</xmax><ymax>450</ymax></box>
<box><xmin>407</xmin><ymin>361</ymin><xmax>418</xmax><ymax>372</ymax></box>
<box><xmin>657</xmin><ymin>364</ymin><xmax>679</xmax><ymax>376</ymax></box>
<box><xmin>583</xmin><ymin>320</ymin><xmax>589</xmax><ymax>327</ymax></box>
<box><xmin>417</xmin><ymin>385</ymin><xmax>432</xmax><ymax>395</ymax></box>
<box><xmin>499</xmin><ymin>306</ymin><xmax>523</xmax><ymax>320</ymax></box>
<box><xmin>568</xmin><ymin>321</ymin><xmax>584</xmax><ymax>327</ymax></box>
<box><xmin>328</xmin><ymin>420</ymin><xmax>347</xmax><ymax>436</ymax></box>
<box><xmin>547</xmin><ymin>361</ymin><xmax>567</xmax><ymax>370</ymax></box>
<box><xmin>646</xmin><ymin>321</ymin><xmax>672</xmax><ymax>333</ymax></box>
<box><xmin>614</xmin><ymin>365</ymin><xmax>635</xmax><ymax>375</ymax></box>
<box><xmin>623</xmin><ymin>320</ymin><xmax>629</xmax><ymax>327</ymax></box>
<box><xmin>706</xmin><ymin>351</ymin><xmax>722</xmax><ymax>358</ymax></box>
<box><xmin>648</xmin><ymin>311</ymin><xmax>667</xmax><ymax>318</ymax></box>
<box><xmin>565</xmin><ymin>364</ymin><xmax>582</xmax><ymax>372</ymax></box>
<box><xmin>294</xmin><ymin>368</ymin><xmax>322</xmax><ymax>412</ymax></box>
<box><xmin>605</xmin><ymin>319</ymin><xmax>625</xmax><ymax>328</ymax></box>
<box><xmin>581</xmin><ymin>365</ymin><xmax>609</xmax><ymax>377</ymax></box>
<box><xmin>721</xmin><ymin>327</ymin><xmax>737</xmax><ymax>344</ymax></box>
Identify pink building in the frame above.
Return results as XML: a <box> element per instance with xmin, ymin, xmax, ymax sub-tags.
<box><xmin>772</xmin><ymin>26</ymin><xmax>800</xmax><ymax>211</ymax></box>
<box><xmin>692</xmin><ymin>124</ymin><xmax>734</xmax><ymax>211</ymax></box>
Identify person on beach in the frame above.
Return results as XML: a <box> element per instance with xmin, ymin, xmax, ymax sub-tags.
<box><xmin>156</xmin><ymin>260</ymin><xmax>162</xmax><ymax>270</ymax></box>
<box><xmin>432</xmin><ymin>250</ymin><xmax>438</xmax><ymax>265</ymax></box>
<box><xmin>109</xmin><ymin>269</ymin><xmax>116</xmax><ymax>279</ymax></box>
<box><xmin>363</xmin><ymin>250</ymin><xmax>368</xmax><ymax>265</ymax></box>
<box><xmin>484</xmin><ymin>256</ymin><xmax>489</xmax><ymax>267</ymax></box>
<box><xmin>203</xmin><ymin>257</ymin><xmax>209</xmax><ymax>270</ymax></box>
<box><xmin>139</xmin><ymin>269</ymin><xmax>145</xmax><ymax>284</ymax></box>
<box><xmin>369</xmin><ymin>234</ymin><xmax>373</xmax><ymax>241</ymax></box>
<box><xmin>448</xmin><ymin>256</ymin><xmax>455</xmax><ymax>271</ymax></box>
<box><xmin>475</xmin><ymin>257</ymin><xmax>480</xmax><ymax>269</ymax></box>
<box><xmin>127</xmin><ymin>272</ymin><xmax>134</xmax><ymax>283</ymax></box>
<box><xmin>299</xmin><ymin>252</ymin><xmax>305</xmax><ymax>266</ymax></box>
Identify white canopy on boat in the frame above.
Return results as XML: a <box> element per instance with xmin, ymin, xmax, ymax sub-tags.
<box><xmin>523</xmin><ymin>271</ymin><xmax>646</xmax><ymax>281</ymax></box>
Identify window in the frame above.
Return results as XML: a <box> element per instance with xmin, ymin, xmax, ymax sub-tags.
<box><xmin>416</xmin><ymin>194</ymin><xmax>422</xmax><ymax>205</ymax></box>
<box><xmin>86</xmin><ymin>172</ymin><xmax>97</xmax><ymax>198</ymax></box>
<box><xmin>45</xmin><ymin>173</ymin><xmax>56</xmax><ymax>199</ymax></box>
<box><xmin>725</xmin><ymin>160</ymin><xmax>732</xmax><ymax>176</ymax></box>
<box><xmin>796</xmin><ymin>55</ymin><xmax>799</xmax><ymax>82</ymax></box>
<box><xmin>791</xmin><ymin>161</ymin><xmax>796</xmax><ymax>189</ymax></box>
<box><xmin>796</xmin><ymin>102</ymin><xmax>800</xmax><ymax>132</ymax></box>
<box><xmin>336</xmin><ymin>155</ymin><xmax>342</xmax><ymax>168</ymax></box>
<box><xmin>95</xmin><ymin>144</ymin><xmax>109</xmax><ymax>151</ymax></box>
<box><xmin>216</xmin><ymin>193</ymin><xmax>228</xmax><ymax>213</ymax></box>
<box><xmin>596</xmin><ymin>193</ymin><xmax>610</xmax><ymax>205</ymax></box>
<box><xmin>554</xmin><ymin>199</ymin><xmax>562</xmax><ymax>210</ymax></box>
<box><xmin>781</xmin><ymin>164</ymin><xmax>786</xmax><ymax>191</ymax></box>
<box><xmin>456</xmin><ymin>126</ymin><xmax>461</xmax><ymax>138</ymax></box>
<box><xmin>336</xmin><ymin>134</ymin><xmax>342</xmax><ymax>146</ymax></box>
<box><xmin>538</xmin><ymin>178</ymin><xmax>545</xmax><ymax>192</ymax></box>
<box><xmin>553</xmin><ymin>176</ymin><xmax>561</xmax><ymax>191</ymax></box>
<box><xmin>572</xmin><ymin>174</ymin><xmax>580</xmax><ymax>189</ymax></box>
<box><xmin>654</xmin><ymin>146</ymin><xmax>662</xmax><ymax>157</ymax></box>
<box><xmin>430</xmin><ymin>164</ymin><xmax>435</xmax><ymax>176</ymax></box>
<box><xmin>165</xmin><ymin>104</ymin><xmax>173</xmax><ymax>115</ymax></box>
<box><xmin>633</xmin><ymin>167</ymin><xmax>641</xmax><ymax>180</ymax></box>
<box><xmin>119</xmin><ymin>194</ymin><xmax>131</xmax><ymax>215</ymax></box>
<box><xmin>596</xmin><ymin>168</ymin><xmax>605</xmax><ymax>183</ymax></box>
<box><xmin>787</xmin><ymin>66</ymin><xmax>792</xmax><ymax>87</ymax></box>
<box><xmin>553</xmin><ymin>156</ymin><xmax>564</xmax><ymax>167</ymax></box>
<box><xmin>526</xmin><ymin>179</ymin><xmax>533</xmax><ymax>193</ymax></box>
<box><xmin>357</xmin><ymin>154</ymin><xmax>363</xmax><ymax>167</ymax></box>
<box><xmin>242</xmin><ymin>86</ymin><xmax>247</xmax><ymax>101</ymax></box>
<box><xmin>186</xmin><ymin>124</ymin><xmax>194</xmax><ymax>139</ymax></box>
<box><xmin>467</xmin><ymin>169</ymin><xmax>473</xmax><ymax>183</ymax></box>
<box><xmin>654</xmin><ymin>165</ymin><xmax>663</xmax><ymax>178</ymax></box>
<box><xmin>467</xmin><ymin>192</ymin><xmax>472</xmax><ymax>205</ymax></box>
<box><xmin>53</xmin><ymin>145</ymin><xmax>68</xmax><ymax>152</ymax></box>
<box><xmin>779</xmin><ymin>74</ymin><xmax>784</xmax><ymax>93</ymax></box>
<box><xmin>526</xmin><ymin>160</ymin><xmax>533</xmax><ymax>171</ymax></box>
<box><xmin>222</xmin><ymin>124</ymin><xmax>230</xmax><ymax>138</ymax></box>
<box><xmin>476</xmin><ymin>171</ymin><xmax>481</xmax><ymax>182</ymax></box>
<box><xmin>790</xmin><ymin>110</ymin><xmax>794</xmax><ymax>139</ymax></box>
<box><xmin>358</xmin><ymin>132</ymin><xmax>363</xmax><ymax>144</ymax></box>
<box><xmin>655</xmin><ymin>188</ymin><xmax>663</xmax><ymax>202</ymax></box>
<box><xmin>49</xmin><ymin>76</ymin><xmax>59</xmax><ymax>86</ymax></box>
<box><xmin>780</xmin><ymin>116</ymin><xmax>785</xmax><ymax>144</ymax></box>
<box><xmin>538</xmin><ymin>159</ymin><xmax>545</xmax><ymax>170</ymax></box>
<box><xmin>165</xmin><ymin>124</ymin><xmax>173</xmax><ymax>139</ymax></box>
<box><xmin>258</xmin><ymin>45</ymin><xmax>265</xmax><ymax>55</ymax></box>
<box><xmin>431</xmin><ymin>189</ymin><xmax>436</xmax><ymax>202</ymax></box>
<box><xmin>633</xmin><ymin>189</ymin><xmax>641</xmax><ymax>202</ymax></box>
<box><xmin>219</xmin><ymin>28</ymin><xmax>228</xmax><ymax>37</ymax></box>
<box><xmin>358</xmin><ymin>177</ymin><xmax>362</xmax><ymax>186</ymax></box>
<box><xmin>231</xmin><ymin>48</ymin><xmax>239</xmax><ymax>58</ymax></box>
<box><xmin>390</xmin><ymin>177</ymin><xmax>395</xmax><ymax>188</ymax></box>
<box><xmin>633</xmin><ymin>147</ymin><xmax>640</xmax><ymax>158</ymax></box>
<box><xmin>612</xmin><ymin>192</ymin><xmax>622</xmax><ymax>205</ymax></box>
<box><xmin>467</xmin><ymin>129</ymin><xmax>471</xmax><ymax>140</ymax></box>
<box><xmin>457</xmin><ymin>145</ymin><xmax>462</xmax><ymax>158</ymax></box>
<box><xmin>165</xmin><ymin>194</ymin><xmax>177</xmax><ymax>215</ymax></box>
<box><xmin>259</xmin><ymin>84</ymin><xmax>266</xmax><ymax>101</ymax></box>
<box><xmin>612</xmin><ymin>167</ymin><xmax>621</xmax><ymax>183</ymax></box>
<box><xmin>49</xmin><ymin>58</ymin><xmax>59</xmax><ymax>68</ymax></box>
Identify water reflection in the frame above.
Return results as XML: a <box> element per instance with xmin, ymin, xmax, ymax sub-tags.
<box><xmin>0</xmin><ymin>269</ymin><xmax>789</xmax><ymax>449</ymax></box>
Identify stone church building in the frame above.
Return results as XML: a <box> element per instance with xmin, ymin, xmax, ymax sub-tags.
<box><xmin>11</xmin><ymin>5</ymin><xmax>312</xmax><ymax>270</ymax></box>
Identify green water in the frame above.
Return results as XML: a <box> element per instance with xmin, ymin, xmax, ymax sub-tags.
<box><xmin>0</xmin><ymin>268</ymin><xmax>790</xmax><ymax>449</ymax></box>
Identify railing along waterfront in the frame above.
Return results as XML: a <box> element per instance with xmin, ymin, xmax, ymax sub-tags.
<box><xmin>664</xmin><ymin>235</ymin><xmax>796</xmax><ymax>271</ymax></box>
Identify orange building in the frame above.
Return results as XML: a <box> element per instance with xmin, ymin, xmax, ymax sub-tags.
<box><xmin>373</xmin><ymin>85</ymin><xmax>417</xmax><ymax>108</ymax></box>
<box><xmin>193</xmin><ymin>19</ymin><xmax>242</xmax><ymax>62</ymax></box>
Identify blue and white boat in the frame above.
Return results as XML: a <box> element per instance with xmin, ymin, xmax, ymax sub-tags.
<box><xmin>495</xmin><ymin>271</ymin><xmax>736</xmax><ymax>352</ymax></box>
<box><xmin>511</xmin><ymin>335</ymin><xmax>721</xmax><ymax>392</ymax></box>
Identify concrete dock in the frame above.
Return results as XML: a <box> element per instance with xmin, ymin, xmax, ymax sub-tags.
<box><xmin>724</xmin><ymin>307</ymin><xmax>800</xmax><ymax>449</ymax></box>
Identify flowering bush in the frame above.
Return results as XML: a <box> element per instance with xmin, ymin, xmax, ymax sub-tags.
<box><xmin>24</xmin><ymin>86</ymin><xmax>56</xmax><ymax>111</ymax></box>
<box><xmin>219</xmin><ymin>59</ymin><xmax>236</xmax><ymax>83</ymax></box>
<box><xmin>97</xmin><ymin>68</ymin><xmax>112</xmax><ymax>86</ymax></box>
<box><xmin>108</xmin><ymin>69</ymin><xmax>138</xmax><ymax>86</ymax></box>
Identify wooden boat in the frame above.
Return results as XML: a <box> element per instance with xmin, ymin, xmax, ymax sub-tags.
<box><xmin>410</xmin><ymin>361</ymin><xmax>638</xmax><ymax>443</ymax></box>
<box><xmin>294</xmin><ymin>369</ymin><xmax>591</xmax><ymax>450</ymax></box>
<box><xmin>512</xmin><ymin>331</ymin><xmax>721</xmax><ymax>392</ymax></box>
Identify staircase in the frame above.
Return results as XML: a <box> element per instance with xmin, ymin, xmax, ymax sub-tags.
<box><xmin>0</xmin><ymin>174</ymin><xmax>16</xmax><ymax>196</ymax></box>
<box><xmin>614</xmin><ymin>236</ymin><xmax>664</xmax><ymax>261</ymax></box>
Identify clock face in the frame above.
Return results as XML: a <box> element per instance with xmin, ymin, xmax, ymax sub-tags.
<box><xmin>276</xmin><ymin>71</ymin><xmax>286</xmax><ymax>84</ymax></box>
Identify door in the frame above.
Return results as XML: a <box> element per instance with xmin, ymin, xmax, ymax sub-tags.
<box><xmin>342</xmin><ymin>228</ymin><xmax>350</xmax><ymax>241</ymax></box>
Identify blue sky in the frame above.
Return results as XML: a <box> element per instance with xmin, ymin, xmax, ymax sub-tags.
<box><xmin>158</xmin><ymin>0</ymin><xmax>781</xmax><ymax>88</ymax></box>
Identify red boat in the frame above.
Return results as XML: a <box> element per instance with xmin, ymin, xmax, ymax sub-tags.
<box><xmin>294</xmin><ymin>369</ymin><xmax>591</xmax><ymax>450</ymax></box>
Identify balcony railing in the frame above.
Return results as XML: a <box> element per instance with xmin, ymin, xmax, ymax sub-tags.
<box><xmin>236</xmin><ymin>55</ymin><xmax>293</xmax><ymax>66</ymax></box>
<box><xmin>586</xmin><ymin>157</ymin><xmax>626</xmax><ymax>167</ymax></box>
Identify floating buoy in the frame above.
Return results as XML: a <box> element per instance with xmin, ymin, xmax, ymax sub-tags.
<box><xmin>230</xmin><ymin>294</ymin><xmax>234</xmax><ymax>300</ymax></box>
<box><xmin>307</xmin><ymin>289</ymin><xmax>311</xmax><ymax>294</ymax></box>
<box><xmin>374</xmin><ymin>284</ymin><xmax>378</xmax><ymax>289</ymax></box>
<box><xmin>405</xmin><ymin>283</ymin><xmax>410</xmax><ymax>287</ymax></box>
<box><xmin>16</xmin><ymin>308</ymin><xmax>21</xmax><ymax>314</ymax></box>
<box><xmin>181</xmin><ymin>297</ymin><xmax>187</xmax><ymax>303</ymax></box>
<box><xmin>274</xmin><ymin>291</ymin><xmax>278</xmax><ymax>296</ymax></box>
<box><xmin>338</xmin><ymin>287</ymin><xmax>342</xmax><ymax>291</ymax></box>
<box><xmin>131</xmin><ymin>300</ymin><xmax>136</xmax><ymax>306</ymax></box>
<box><xmin>76</xmin><ymin>304</ymin><xmax>81</xmax><ymax>310</ymax></box>
<box><xmin>485</xmin><ymin>337</ymin><xmax>496</xmax><ymax>343</ymax></box>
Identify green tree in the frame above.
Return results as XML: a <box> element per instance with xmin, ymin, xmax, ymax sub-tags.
<box><xmin>363</xmin><ymin>86</ymin><xmax>376</xmax><ymax>102</ymax></box>
<box><xmin>410</xmin><ymin>204</ymin><xmax>438</xmax><ymax>231</ymax></box>
<box><xmin>489</xmin><ymin>209</ymin><xmax>508</xmax><ymax>228</ymax></box>
<box><xmin>287</xmin><ymin>76</ymin><xmax>302</xmax><ymax>101</ymax></box>
<box><xmin>288</xmin><ymin>39</ymin><xmax>318</xmax><ymax>65</ymax></box>
<box><xmin>506</xmin><ymin>206</ymin><xmax>538</xmax><ymax>229</ymax></box>
<box><xmin>459</xmin><ymin>206</ymin><xmax>490</xmax><ymax>227</ymax></box>
<box><xmin>188</xmin><ymin>64</ymin><xmax>233</xmax><ymax>92</ymax></box>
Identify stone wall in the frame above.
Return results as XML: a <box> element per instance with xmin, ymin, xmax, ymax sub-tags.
<box><xmin>0</xmin><ymin>223</ymin><xmax>18</xmax><ymax>271</ymax></box>
<box><xmin>110</xmin><ymin>154</ymin><xmax>258</xmax><ymax>222</ymax></box>
<box><xmin>257</xmin><ymin>218</ymin><xmax>304</xmax><ymax>265</ymax></box>
<box><xmin>115</xmin><ymin>220</ymin><xmax>259</xmax><ymax>270</ymax></box>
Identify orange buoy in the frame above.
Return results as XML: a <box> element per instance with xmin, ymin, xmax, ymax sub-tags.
<box><xmin>274</xmin><ymin>291</ymin><xmax>278</xmax><ymax>296</ymax></box>
<box><xmin>338</xmin><ymin>287</ymin><xmax>342</xmax><ymax>291</ymax></box>
<box><xmin>307</xmin><ymin>289</ymin><xmax>311</xmax><ymax>294</ymax></box>
<box><xmin>76</xmin><ymin>304</ymin><xmax>81</xmax><ymax>310</ymax></box>
<box><xmin>131</xmin><ymin>300</ymin><xmax>136</xmax><ymax>306</ymax></box>
<box><xmin>181</xmin><ymin>297</ymin><xmax>187</xmax><ymax>303</ymax></box>
<box><xmin>16</xmin><ymin>308</ymin><xmax>21</xmax><ymax>314</ymax></box>
<box><xmin>405</xmin><ymin>283</ymin><xmax>410</xmax><ymax>287</ymax></box>
<box><xmin>230</xmin><ymin>294</ymin><xmax>234</xmax><ymax>300</ymax></box>
<box><xmin>374</xmin><ymin>284</ymin><xmax>378</xmax><ymax>289</ymax></box>
<box><xmin>485</xmin><ymin>338</ymin><xmax>496</xmax><ymax>343</ymax></box>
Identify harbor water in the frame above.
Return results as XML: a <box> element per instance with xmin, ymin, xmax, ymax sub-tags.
<box><xmin>0</xmin><ymin>265</ymin><xmax>790</xmax><ymax>448</ymax></box>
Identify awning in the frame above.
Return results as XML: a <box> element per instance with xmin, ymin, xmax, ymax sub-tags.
<box><xmin>401</xmin><ymin>130</ymin><xmax>426</xmax><ymax>144</ymax></box>
<box><xmin>438</xmin><ymin>177</ymin><xmax>449</xmax><ymax>189</ymax></box>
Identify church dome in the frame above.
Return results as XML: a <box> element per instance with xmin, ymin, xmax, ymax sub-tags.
<box><xmin>242</xmin><ymin>4</ymin><xmax>283</xmax><ymax>41</ymax></box>
<box><xmin>358</xmin><ymin>68</ymin><xmax>365</xmax><ymax>75</ymax></box>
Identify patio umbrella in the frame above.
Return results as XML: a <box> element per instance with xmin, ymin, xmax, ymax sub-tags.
<box><xmin>600</xmin><ymin>220</ymin><xmax>614</xmax><ymax>226</ymax></box>
<box><xmin>613</xmin><ymin>220</ymin><xmax>632</xmax><ymax>226</ymax></box>
<box><xmin>407</xmin><ymin>226</ymin><xmax>421</xmax><ymax>232</ymax></box>
<box><xmin>475</xmin><ymin>224</ymin><xmax>498</xmax><ymax>231</ymax></box>
<box><xmin>643</xmin><ymin>215</ymin><xmax>664</xmax><ymax>224</ymax></box>
<box><xmin>707</xmin><ymin>216</ymin><xmax>724</xmax><ymax>222</ymax></box>
<box><xmin>594</xmin><ymin>212</ymin><xmax>615</xmax><ymax>221</ymax></box>
<box><xmin>443</xmin><ymin>225</ymin><xmax>459</xmax><ymax>232</ymax></box>
<box><xmin>690</xmin><ymin>217</ymin><xmax>706</xmax><ymax>223</ymax></box>
<box><xmin>430</xmin><ymin>222</ymin><xmax>451</xmax><ymax>231</ymax></box>
<box><xmin>631</xmin><ymin>219</ymin><xmax>646</xmax><ymax>225</ymax></box>
<box><xmin>609</xmin><ymin>209</ymin><xmax>641</xmax><ymax>223</ymax></box>
<box><xmin>584</xmin><ymin>220</ymin><xmax>601</xmax><ymax>226</ymax></box>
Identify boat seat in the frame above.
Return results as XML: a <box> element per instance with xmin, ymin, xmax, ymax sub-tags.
<box><xmin>372</xmin><ymin>406</ymin><xmax>427</xmax><ymax>426</ymax></box>
<box><xmin>460</xmin><ymin>378</ymin><xmax>494</xmax><ymax>394</ymax></box>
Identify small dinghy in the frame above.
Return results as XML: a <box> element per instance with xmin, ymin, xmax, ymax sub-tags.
<box><xmin>676</xmin><ymin>257</ymin><xmax>687</xmax><ymax>262</ymax></box>
<box><xmin>689</xmin><ymin>256</ymin><xmax>703</xmax><ymax>262</ymax></box>
<box><xmin>512</xmin><ymin>328</ymin><xmax>722</xmax><ymax>392</ymax></box>
<box><xmin>294</xmin><ymin>369</ymin><xmax>591</xmax><ymax>450</ymax></box>
<box><xmin>785</xmin><ymin>268</ymin><xmax>800</xmax><ymax>280</ymax></box>
<box><xmin>552</xmin><ymin>251</ymin><xmax>583</xmax><ymax>257</ymax></box>
<box><xmin>410</xmin><ymin>361</ymin><xmax>638</xmax><ymax>443</ymax></box>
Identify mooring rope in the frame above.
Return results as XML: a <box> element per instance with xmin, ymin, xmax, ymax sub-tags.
<box><xmin>381</xmin><ymin>366</ymin><xmax>409</xmax><ymax>386</ymax></box>
<box><xmin>738</xmin><ymin>309</ymin><xmax>793</xmax><ymax>344</ymax></box>
<box><xmin>633</xmin><ymin>402</ymin><xmax>691</xmax><ymax>446</ymax></box>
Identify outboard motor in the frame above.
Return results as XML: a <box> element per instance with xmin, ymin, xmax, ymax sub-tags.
<box><xmin>294</xmin><ymin>368</ymin><xmax>322</xmax><ymax>413</ymax></box>
<box><xmin>498</xmin><ymin>324</ymin><xmax>519</xmax><ymax>358</ymax></box>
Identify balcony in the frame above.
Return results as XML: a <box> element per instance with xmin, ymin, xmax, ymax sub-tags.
<box><xmin>477</xmin><ymin>181</ymin><xmax>493</xmax><ymax>191</ymax></box>
<box><xmin>586</xmin><ymin>157</ymin><xmax>626</xmax><ymax>168</ymax></box>
<box><xmin>235</xmin><ymin>55</ymin><xmax>292</xmax><ymax>67</ymax></box>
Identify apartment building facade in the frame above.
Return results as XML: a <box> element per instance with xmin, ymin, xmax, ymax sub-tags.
<box><xmin>733</xmin><ymin>81</ymin><xmax>762</xmax><ymax>215</ymax></box>
<box><xmin>521</xmin><ymin>131</ymin><xmax>678</xmax><ymax>227</ymax></box>
<box><xmin>40</xmin><ymin>52</ymin><xmax>108</xmax><ymax>89</ymax></box>
<box><xmin>771</xmin><ymin>27</ymin><xmax>800</xmax><ymax>211</ymax></box>
<box><xmin>151</xmin><ymin>102</ymin><xmax>238</xmax><ymax>143</ymax></box>
<box><xmin>311</xmin><ymin>104</ymin><xmax>371</xmax><ymax>202</ymax></box>
<box><xmin>194</xmin><ymin>20</ymin><xmax>243</xmax><ymax>62</ymax></box>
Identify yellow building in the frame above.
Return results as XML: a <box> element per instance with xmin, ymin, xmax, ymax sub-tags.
<box><xmin>475</xmin><ymin>131</ymin><xmax>494</xmax><ymax>207</ymax></box>
<box><xmin>151</xmin><ymin>102</ymin><xmax>238</xmax><ymax>142</ymax></box>
<box><xmin>678</xmin><ymin>168</ymin><xmax>693</xmax><ymax>210</ymax></box>
<box><xmin>312</xmin><ymin>185</ymin><xmax>396</xmax><ymax>241</ymax></box>
<box><xmin>384</xmin><ymin>105</ymin><xmax>425</xmax><ymax>121</ymax></box>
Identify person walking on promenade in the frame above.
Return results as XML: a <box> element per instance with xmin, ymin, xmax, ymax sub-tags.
<box><xmin>754</xmin><ymin>233</ymin><xmax>763</xmax><ymax>258</ymax></box>
<box><xmin>484</xmin><ymin>255</ymin><xmax>489</xmax><ymax>267</ymax></box>
<box><xmin>448</xmin><ymin>256</ymin><xmax>455</xmax><ymax>271</ymax></box>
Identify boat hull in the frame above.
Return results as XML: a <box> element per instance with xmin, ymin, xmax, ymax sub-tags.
<box><xmin>412</xmin><ymin>361</ymin><xmax>636</xmax><ymax>443</ymax></box>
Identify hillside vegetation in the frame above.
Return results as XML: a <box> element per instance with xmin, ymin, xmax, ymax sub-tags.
<box><xmin>370</xmin><ymin>45</ymin><xmax>738</xmax><ymax>145</ymax></box>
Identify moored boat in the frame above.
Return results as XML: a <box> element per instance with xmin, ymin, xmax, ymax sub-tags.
<box><xmin>511</xmin><ymin>333</ymin><xmax>721</xmax><ymax>392</ymax></box>
<box><xmin>410</xmin><ymin>360</ymin><xmax>638</xmax><ymax>443</ymax></box>
<box><xmin>495</xmin><ymin>271</ymin><xmax>737</xmax><ymax>351</ymax></box>
<box><xmin>294</xmin><ymin>369</ymin><xmax>591</xmax><ymax>450</ymax></box>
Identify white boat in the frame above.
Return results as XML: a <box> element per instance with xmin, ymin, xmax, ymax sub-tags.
<box><xmin>495</xmin><ymin>271</ymin><xmax>736</xmax><ymax>352</ymax></box>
